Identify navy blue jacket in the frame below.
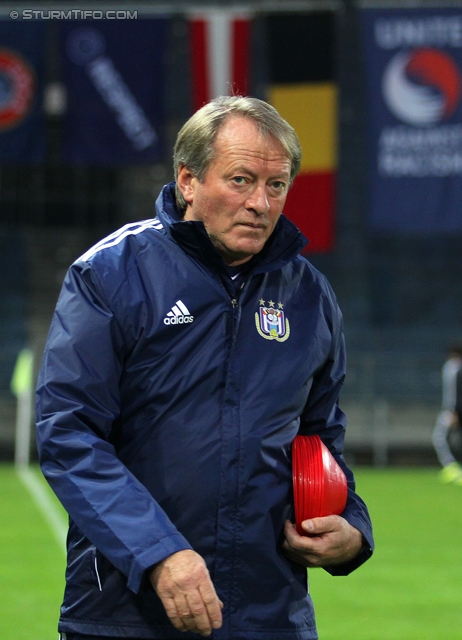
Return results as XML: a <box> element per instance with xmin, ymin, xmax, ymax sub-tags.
<box><xmin>36</xmin><ymin>183</ymin><xmax>373</xmax><ymax>639</ymax></box>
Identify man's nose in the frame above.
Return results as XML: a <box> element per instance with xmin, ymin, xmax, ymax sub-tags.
<box><xmin>246</xmin><ymin>184</ymin><xmax>270</xmax><ymax>215</ymax></box>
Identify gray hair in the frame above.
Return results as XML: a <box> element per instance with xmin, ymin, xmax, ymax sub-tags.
<box><xmin>173</xmin><ymin>95</ymin><xmax>302</xmax><ymax>213</ymax></box>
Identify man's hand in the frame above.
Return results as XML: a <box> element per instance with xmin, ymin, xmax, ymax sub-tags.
<box><xmin>283</xmin><ymin>516</ymin><xmax>363</xmax><ymax>567</ymax></box>
<box><xmin>149</xmin><ymin>549</ymin><xmax>223</xmax><ymax>636</ymax></box>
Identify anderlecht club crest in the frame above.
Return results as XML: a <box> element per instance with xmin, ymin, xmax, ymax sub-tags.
<box><xmin>255</xmin><ymin>299</ymin><xmax>290</xmax><ymax>342</ymax></box>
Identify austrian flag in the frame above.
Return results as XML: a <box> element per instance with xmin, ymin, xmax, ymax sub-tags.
<box><xmin>189</xmin><ymin>10</ymin><xmax>251</xmax><ymax>111</ymax></box>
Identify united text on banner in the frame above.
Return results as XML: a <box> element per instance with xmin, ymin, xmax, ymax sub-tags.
<box><xmin>361</xmin><ymin>8</ymin><xmax>462</xmax><ymax>231</ymax></box>
<box><xmin>0</xmin><ymin>21</ymin><xmax>45</xmax><ymax>163</ymax></box>
<box><xmin>61</xmin><ymin>19</ymin><xmax>168</xmax><ymax>165</ymax></box>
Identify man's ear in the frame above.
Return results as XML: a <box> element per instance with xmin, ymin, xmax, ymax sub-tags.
<box><xmin>177</xmin><ymin>164</ymin><xmax>196</xmax><ymax>205</ymax></box>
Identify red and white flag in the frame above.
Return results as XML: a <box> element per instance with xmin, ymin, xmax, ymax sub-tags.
<box><xmin>189</xmin><ymin>10</ymin><xmax>251</xmax><ymax>111</ymax></box>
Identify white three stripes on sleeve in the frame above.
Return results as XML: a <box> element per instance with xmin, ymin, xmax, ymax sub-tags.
<box><xmin>75</xmin><ymin>219</ymin><xmax>163</xmax><ymax>263</ymax></box>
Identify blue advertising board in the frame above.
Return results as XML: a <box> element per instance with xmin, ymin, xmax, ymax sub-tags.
<box><xmin>61</xmin><ymin>19</ymin><xmax>168</xmax><ymax>165</ymax></box>
<box><xmin>361</xmin><ymin>8</ymin><xmax>462</xmax><ymax>231</ymax></box>
<box><xmin>0</xmin><ymin>20</ymin><xmax>45</xmax><ymax>163</ymax></box>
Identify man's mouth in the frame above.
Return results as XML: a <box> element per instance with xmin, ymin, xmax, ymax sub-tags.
<box><xmin>236</xmin><ymin>222</ymin><xmax>266</xmax><ymax>229</ymax></box>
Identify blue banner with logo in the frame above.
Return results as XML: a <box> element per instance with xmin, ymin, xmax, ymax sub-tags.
<box><xmin>61</xmin><ymin>19</ymin><xmax>168</xmax><ymax>165</ymax></box>
<box><xmin>0</xmin><ymin>21</ymin><xmax>45</xmax><ymax>163</ymax></box>
<box><xmin>361</xmin><ymin>8</ymin><xmax>462</xmax><ymax>231</ymax></box>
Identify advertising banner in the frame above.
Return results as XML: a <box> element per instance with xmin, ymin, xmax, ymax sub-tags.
<box><xmin>61</xmin><ymin>19</ymin><xmax>168</xmax><ymax>165</ymax></box>
<box><xmin>362</xmin><ymin>8</ymin><xmax>462</xmax><ymax>231</ymax></box>
<box><xmin>0</xmin><ymin>21</ymin><xmax>45</xmax><ymax>163</ymax></box>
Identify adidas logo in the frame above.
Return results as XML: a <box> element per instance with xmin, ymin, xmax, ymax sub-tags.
<box><xmin>163</xmin><ymin>300</ymin><xmax>194</xmax><ymax>325</ymax></box>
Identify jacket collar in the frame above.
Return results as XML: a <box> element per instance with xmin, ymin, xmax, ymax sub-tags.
<box><xmin>155</xmin><ymin>182</ymin><xmax>308</xmax><ymax>274</ymax></box>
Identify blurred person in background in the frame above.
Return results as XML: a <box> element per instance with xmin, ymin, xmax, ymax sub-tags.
<box><xmin>36</xmin><ymin>96</ymin><xmax>373</xmax><ymax>640</ymax></box>
<box><xmin>432</xmin><ymin>345</ymin><xmax>462</xmax><ymax>483</ymax></box>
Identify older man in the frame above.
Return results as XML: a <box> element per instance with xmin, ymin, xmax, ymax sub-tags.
<box><xmin>36</xmin><ymin>96</ymin><xmax>373</xmax><ymax>640</ymax></box>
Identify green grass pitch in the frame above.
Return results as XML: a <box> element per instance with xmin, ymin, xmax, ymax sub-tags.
<box><xmin>1</xmin><ymin>465</ymin><xmax>462</xmax><ymax>639</ymax></box>
<box><xmin>309</xmin><ymin>468</ymin><xmax>462</xmax><ymax>639</ymax></box>
<box><xmin>0</xmin><ymin>465</ymin><xmax>65</xmax><ymax>640</ymax></box>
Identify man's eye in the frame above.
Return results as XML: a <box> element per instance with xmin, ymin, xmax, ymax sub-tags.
<box><xmin>233</xmin><ymin>176</ymin><xmax>246</xmax><ymax>184</ymax></box>
<box><xmin>271</xmin><ymin>181</ymin><xmax>286</xmax><ymax>191</ymax></box>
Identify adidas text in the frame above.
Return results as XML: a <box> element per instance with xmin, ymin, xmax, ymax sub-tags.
<box><xmin>163</xmin><ymin>300</ymin><xmax>194</xmax><ymax>326</ymax></box>
<box><xmin>164</xmin><ymin>315</ymin><xmax>194</xmax><ymax>325</ymax></box>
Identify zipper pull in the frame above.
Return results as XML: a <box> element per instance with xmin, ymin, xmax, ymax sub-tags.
<box><xmin>231</xmin><ymin>298</ymin><xmax>238</xmax><ymax>308</ymax></box>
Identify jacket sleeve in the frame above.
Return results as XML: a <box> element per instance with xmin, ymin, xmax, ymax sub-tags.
<box><xmin>36</xmin><ymin>260</ymin><xmax>192</xmax><ymax>593</ymax></box>
<box><xmin>298</xmin><ymin>283</ymin><xmax>374</xmax><ymax>576</ymax></box>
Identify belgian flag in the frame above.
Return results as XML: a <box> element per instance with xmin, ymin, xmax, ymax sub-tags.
<box><xmin>266</xmin><ymin>12</ymin><xmax>337</xmax><ymax>253</ymax></box>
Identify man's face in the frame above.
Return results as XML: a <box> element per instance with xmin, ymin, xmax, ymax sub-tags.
<box><xmin>178</xmin><ymin>117</ymin><xmax>292</xmax><ymax>266</ymax></box>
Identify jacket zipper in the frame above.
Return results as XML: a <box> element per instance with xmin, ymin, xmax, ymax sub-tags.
<box><xmin>211</xmin><ymin>266</ymin><xmax>240</xmax><ymax>335</ymax></box>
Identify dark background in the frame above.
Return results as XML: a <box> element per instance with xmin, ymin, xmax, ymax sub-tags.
<box><xmin>0</xmin><ymin>0</ymin><xmax>459</xmax><ymax>462</ymax></box>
